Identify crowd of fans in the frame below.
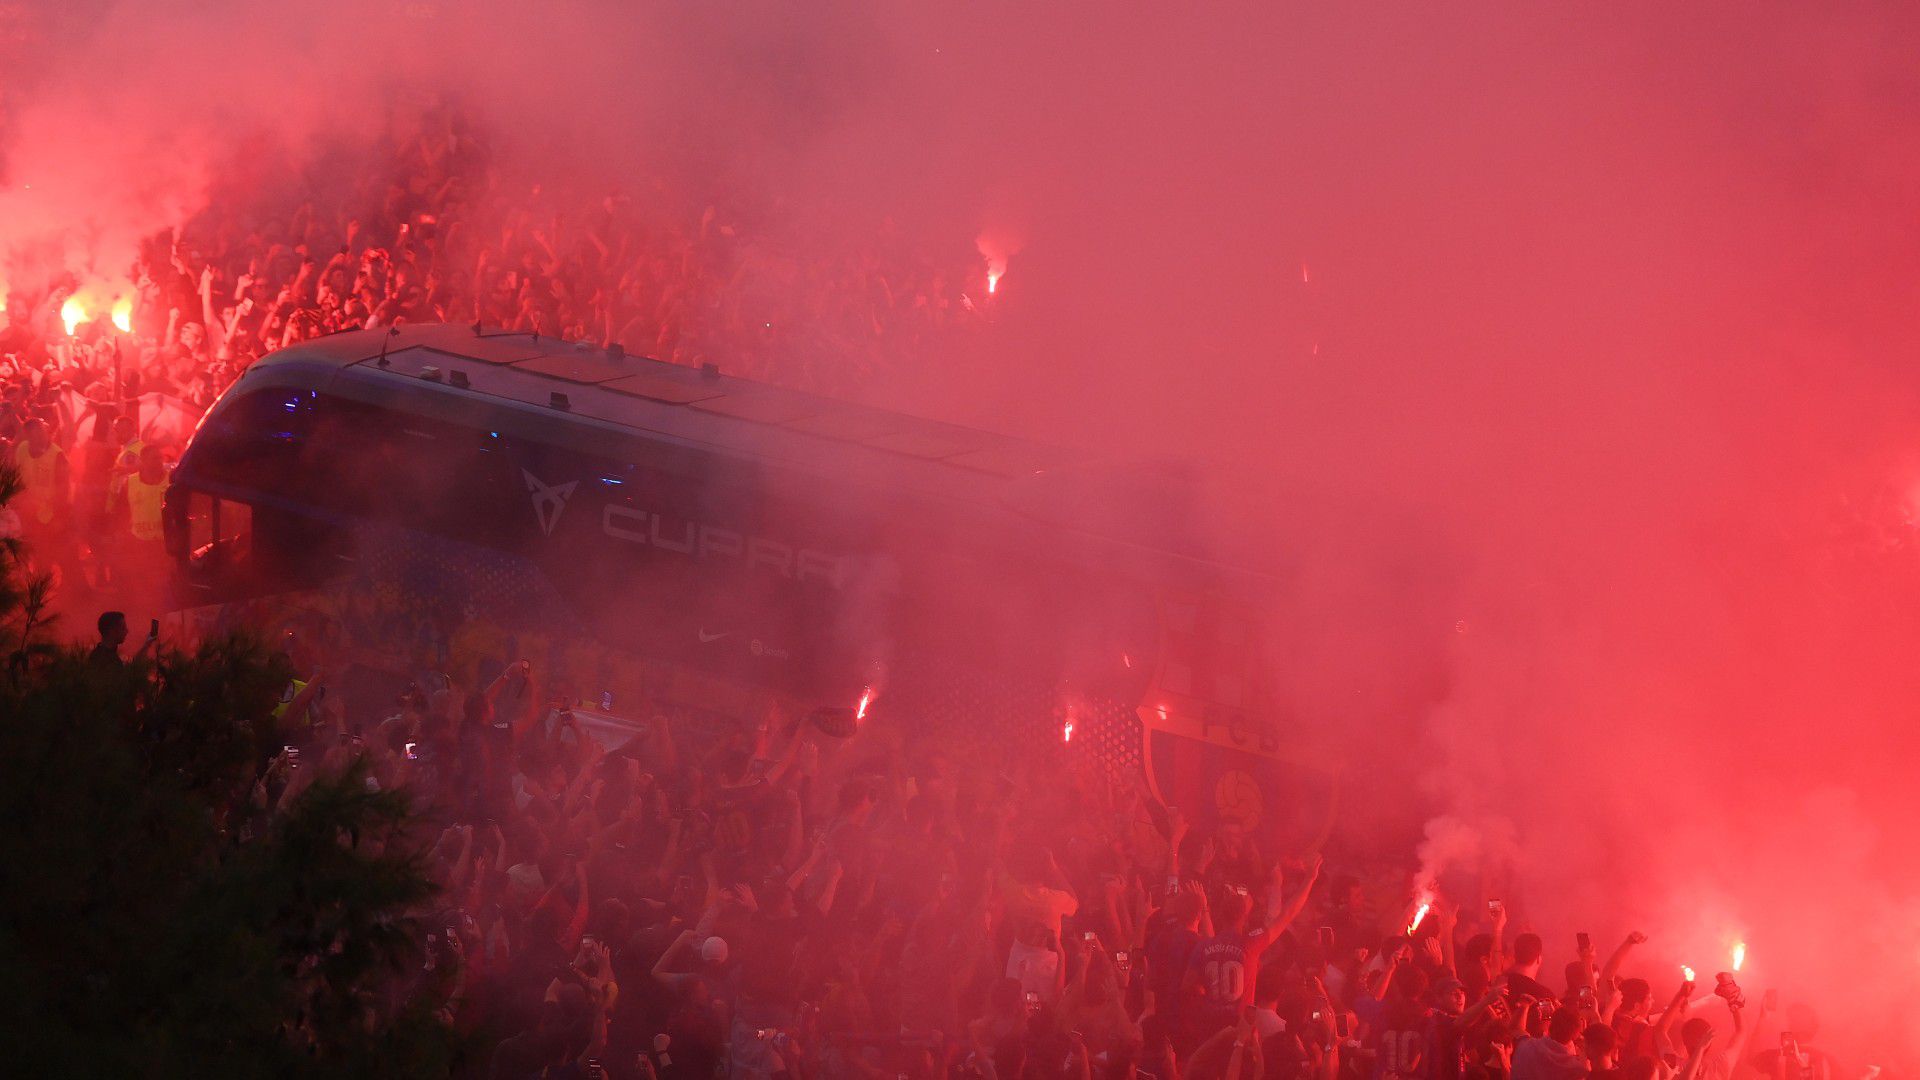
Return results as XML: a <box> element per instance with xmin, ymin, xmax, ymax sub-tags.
<box><xmin>87</xmin><ymin>613</ymin><xmax>1837</xmax><ymax>1080</ymax></box>
<box><xmin>0</xmin><ymin>103</ymin><xmax>986</xmax><ymax>604</ymax></box>
<box><xmin>4</xmin><ymin>104</ymin><xmax>1854</xmax><ymax>1079</ymax></box>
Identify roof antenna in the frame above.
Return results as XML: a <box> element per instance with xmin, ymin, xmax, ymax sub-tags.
<box><xmin>376</xmin><ymin>324</ymin><xmax>400</xmax><ymax>367</ymax></box>
<box><xmin>530</xmin><ymin>314</ymin><xmax>542</xmax><ymax>343</ymax></box>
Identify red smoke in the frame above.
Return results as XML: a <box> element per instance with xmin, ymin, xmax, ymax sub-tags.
<box><xmin>3</xmin><ymin>1</ymin><xmax>1919</xmax><ymax>1064</ymax></box>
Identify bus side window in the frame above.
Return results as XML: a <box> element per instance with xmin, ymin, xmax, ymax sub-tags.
<box><xmin>221</xmin><ymin>500</ymin><xmax>252</xmax><ymax>562</ymax></box>
<box><xmin>187</xmin><ymin>492</ymin><xmax>215</xmax><ymax>557</ymax></box>
<box><xmin>187</xmin><ymin>495</ymin><xmax>252</xmax><ymax>575</ymax></box>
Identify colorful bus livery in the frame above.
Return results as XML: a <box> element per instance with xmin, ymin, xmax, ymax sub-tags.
<box><xmin>165</xmin><ymin>324</ymin><xmax>1325</xmax><ymax>832</ymax></box>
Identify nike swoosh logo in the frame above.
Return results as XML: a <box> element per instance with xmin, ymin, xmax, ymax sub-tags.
<box><xmin>697</xmin><ymin>629</ymin><xmax>728</xmax><ymax>643</ymax></box>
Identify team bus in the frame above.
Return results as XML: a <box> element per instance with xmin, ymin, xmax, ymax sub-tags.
<box><xmin>165</xmin><ymin>323</ymin><xmax>1336</xmax><ymax>843</ymax></box>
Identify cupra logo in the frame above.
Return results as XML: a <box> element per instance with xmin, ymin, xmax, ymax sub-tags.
<box><xmin>522</xmin><ymin>469</ymin><xmax>578</xmax><ymax>535</ymax></box>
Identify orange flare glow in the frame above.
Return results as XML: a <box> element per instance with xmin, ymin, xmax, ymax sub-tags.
<box><xmin>111</xmin><ymin>297</ymin><xmax>132</xmax><ymax>333</ymax></box>
<box><xmin>1731</xmin><ymin>942</ymin><xmax>1745</xmax><ymax>972</ymax></box>
<box><xmin>1681</xmin><ymin>964</ymin><xmax>1695</xmax><ymax>982</ymax></box>
<box><xmin>1406</xmin><ymin>902</ymin><xmax>1431</xmax><ymax>935</ymax></box>
<box><xmin>855</xmin><ymin>686</ymin><xmax>874</xmax><ymax>721</ymax></box>
<box><xmin>61</xmin><ymin>296</ymin><xmax>86</xmax><ymax>336</ymax></box>
<box><xmin>977</xmin><ymin>233</ymin><xmax>1011</xmax><ymax>297</ymax></box>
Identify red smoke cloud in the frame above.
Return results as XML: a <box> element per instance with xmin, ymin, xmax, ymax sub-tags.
<box><xmin>4</xmin><ymin>0</ymin><xmax>1919</xmax><ymax>1063</ymax></box>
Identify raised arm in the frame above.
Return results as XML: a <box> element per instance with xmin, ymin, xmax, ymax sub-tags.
<box><xmin>1676</xmin><ymin>1025</ymin><xmax>1717</xmax><ymax>1080</ymax></box>
<box><xmin>651</xmin><ymin>928</ymin><xmax>697</xmax><ymax>988</ymax></box>
<box><xmin>1487</xmin><ymin>901</ymin><xmax>1509</xmax><ymax>973</ymax></box>
<box><xmin>1369</xmin><ymin>942</ymin><xmax>1412</xmax><ymax>1003</ymax></box>
<box><xmin>199</xmin><ymin>266</ymin><xmax>219</xmax><ymax>338</ymax></box>
<box><xmin>1651</xmin><ymin>977</ymin><xmax>1693</xmax><ymax>1054</ymax></box>
<box><xmin>1599</xmin><ymin>931</ymin><xmax>1643</xmax><ymax>988</ymax></box>
<box><xmin>1716</xmin><ymin>993</ymin><xmax>1765</xmax><ymax>1077</ymax></box>
<box><xmin>563</xmin><ymin>862</ymin><xmax>591</xmax><ymax>947</ymax></box>
<box><xmin>1263</xmin><ymin>853</ymin><xmax>1323</xmax><ymax>939</ymax></box>
<box><xmin>757</xmin><ymin>720</ymin><xmax>808</xmax><ymax>788</ymax></box>
<box><xmin>1435</xmin><ymin>899</ymin><xmax>1459</xmax><ymax>975</ymax></box>
<box><xmin>1597</xmin><ymin>930</ymin><xmax>1646</xmax><ymax>1022</ymax></box>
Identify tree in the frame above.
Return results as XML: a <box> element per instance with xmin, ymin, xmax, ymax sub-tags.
<box><xmin>0</xmin><ymin>464</ymin><xmax>467</xmax><ymax>1077</ymax></box>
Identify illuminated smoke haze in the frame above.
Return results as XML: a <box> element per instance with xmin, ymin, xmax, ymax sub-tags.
<box><xmin>5</xmin><ymin>0</ymin><xmax>1920</xmax><ymax>1063</ymax></box>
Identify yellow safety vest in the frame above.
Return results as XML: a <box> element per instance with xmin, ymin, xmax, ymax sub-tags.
<box><xmin>110</xmin><ymin>438</ymin><xmax>145</xmax><ymax>498</ymax></box>
<box><xmin>127</xmin><ymin>472</ymin><xmax>168</xmax><ymax>541</ymax></box>
<box><xmin>273</xmin><ymin>679</ymin><xmax>309</xmax><ymax>723</ymax></box>
<box><xmin>14</xmin><ymin>443</ymin><xmax>65</xmax><ymax>525</ymax></box>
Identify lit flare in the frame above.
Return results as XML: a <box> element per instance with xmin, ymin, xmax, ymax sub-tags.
<box><xmin>1406</xmin><ymin>902</ymin><xmax>1431</xmax><ymax>935</ymax></box>
<box><xmin>1731</xmin><ymin>942</ymin><xmax>1745</xmax><ymax>972</ymax></box>
<box><xmin>61</xmin><ymin>296</ymin><xmax>85</xmax><ymax>336</ymax></box>
<box><xmin>977</xmin><ymin>234</ymin><xmax>1010</xmax><ymax>297</ymax></box>
<box><xmin>1681</xmin><ymin>964</ymin><xmax>1695</xmax><ymax>982</ymax></box>
<box><xmin>855</xmin><ymin>686</ymin><xmax>875</xmax><ymax>721</ymax></box>
<box><xmin>111</xmin><ymin>297</ymin><xmax>132</xmax><ymax>333</ymax></box>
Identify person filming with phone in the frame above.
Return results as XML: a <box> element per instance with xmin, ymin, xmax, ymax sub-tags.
<box><xmin>88</xmin><ymin>609</ymin><xmax>155</xmax><ymax>668</ymax></box>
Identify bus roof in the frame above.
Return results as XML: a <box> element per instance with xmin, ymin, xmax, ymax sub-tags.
<box><xmin>241</xmin><ymin>324</ymin><xmax>1276</xmax><ymax>586</ymax></box>
<box><xmin>262</xmin><ymin>324</ymin><xmax>1076</xmax><ymax>479</ymax></box>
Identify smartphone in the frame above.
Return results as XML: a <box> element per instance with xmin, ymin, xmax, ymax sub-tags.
<box><xmin>404</xmin><ymin>741</ymin><xmax>419</xmax><ymax>760</ymax></box>
<box><xmin>1335</xmin><ymin>1013</ymin><xmax>1351</xmax><ymax>1039</ymax></box>
<box><xmin>1084</xmin><ymin>931</ymin><xmax>1097</xmax><ymax>942</ymax></box>
<box><xmin>584</xmin><ymin>1060</ymin><xmax>606</xmax><ymax>1080</ymax></box>
<box><xmin>1577</xmin><ymin>932</ymin><xmax>1591</xmax><ymax>952</ymax></box>
<box><xmin>1487</xmin><ymin>898</ymin><xmax>1503</xmax><ymax>914</ymax></box>
<box><xmin>601</xmin><ymin>691</ymin><xmax>613</xmax><ymax>711</ymax></box>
